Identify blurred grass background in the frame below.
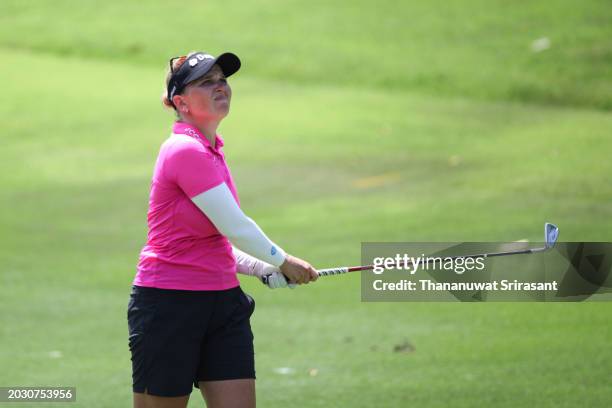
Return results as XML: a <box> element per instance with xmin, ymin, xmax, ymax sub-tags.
<box><xmin>1</xmin><ymin>1</ymin><xmax>611</xmax><ymax>407</ymax></box>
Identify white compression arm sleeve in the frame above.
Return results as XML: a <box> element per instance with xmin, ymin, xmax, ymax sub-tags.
<box><xmin>233</xmin><ymin>246</ymin><xmax>293</xmax><ymax>289</ymax></box>
<box><xmin>191</xmin><ymin>183</ymin><xmax>287</xmax><ymax>266</ymax></box>
<box><xmin>232</xmin><ymin>246</ymin><xmax>273</xmax><ymax>278</ymax></box>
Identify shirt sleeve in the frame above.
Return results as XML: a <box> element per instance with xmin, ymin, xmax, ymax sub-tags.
<box><xmin>164</xmin><ymin>138</ymin><xmax>224</xmax><ymax>198</ymax></box>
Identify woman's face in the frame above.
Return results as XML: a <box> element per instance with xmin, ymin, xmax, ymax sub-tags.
<box><xmin>176</xmin><ymin>65</ymin><xmax>232</xmax><ymax>121</ymax></box>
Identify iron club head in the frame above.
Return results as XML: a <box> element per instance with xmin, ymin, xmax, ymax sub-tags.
<box><xmin>544</xmin><ymin>223</ymin><xmax>559</xmax><ymax>249</ymax></box>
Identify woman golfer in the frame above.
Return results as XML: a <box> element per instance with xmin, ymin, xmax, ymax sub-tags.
<box><xmin>128</xmin><ymin>51</ymin><xmax>318</xmax><ymax>408</ymax></box>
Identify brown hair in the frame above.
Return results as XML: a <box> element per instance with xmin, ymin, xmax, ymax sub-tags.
<box><xmin>161</xmin><ymin>51</ymin><xmax>199</xmax><ymax>111</ymax></box>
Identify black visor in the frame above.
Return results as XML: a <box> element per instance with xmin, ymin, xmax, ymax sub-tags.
<box><xmin>167</xmin><ymin>52</ymin><xmax>241</xmax><ymax>107</ymax></box>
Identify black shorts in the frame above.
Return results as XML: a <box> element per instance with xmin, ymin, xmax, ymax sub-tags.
<box><xmin>127</xmin><ymin>285</ymin><xmax>256</xmax><ymax>397</ymax></box>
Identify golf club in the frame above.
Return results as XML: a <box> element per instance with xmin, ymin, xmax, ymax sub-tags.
<box><xmin>314</xmin><ymin>222</ymin><xmax>559</xmax><ymax>278</ymax></box>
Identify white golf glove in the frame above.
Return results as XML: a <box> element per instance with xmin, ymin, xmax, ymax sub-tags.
<box><xmin>261</xmin><ymin>265</ymin><xmax>296</xmax><ymax>289</ymax></box>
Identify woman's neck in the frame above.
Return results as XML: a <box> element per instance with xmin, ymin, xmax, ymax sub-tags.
<box><xmin>181</xmin><ymin>117</ymin><xmax>219</xmax><ymax>148</ymax></box>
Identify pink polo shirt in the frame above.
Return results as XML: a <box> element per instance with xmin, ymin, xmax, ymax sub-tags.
<box><xmin>134</xmin><ymin>122</ymin><xmax>240</xmax><ymax>290</ymax></box>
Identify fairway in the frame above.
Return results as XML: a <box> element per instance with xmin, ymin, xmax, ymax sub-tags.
<box><xmin>1</xmin><ymin>1</ymin><xmax>611</xmax><ymax>407</ymax></box>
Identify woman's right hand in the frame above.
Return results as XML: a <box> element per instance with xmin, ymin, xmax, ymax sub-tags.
<box><xmin>279</xmin><ymin>254</ymin><xmax>319</xmax><ymax>284</ymax></box>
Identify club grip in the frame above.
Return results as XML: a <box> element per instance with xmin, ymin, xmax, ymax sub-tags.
<box><xmin>317</xmin><ymin>267</ymin><xmax>349</xmax><ymax>277</ymax></box>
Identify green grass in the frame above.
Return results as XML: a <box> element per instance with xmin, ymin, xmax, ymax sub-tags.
<box><xmin>1</xmin><ymin>1</ymin><xmax>611</xmax><ymax>407</ymax></box>
<box><xmin>1</xmin><ymin>0</ymin><xmax>611</xmax><ymax>110</ymax></box>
